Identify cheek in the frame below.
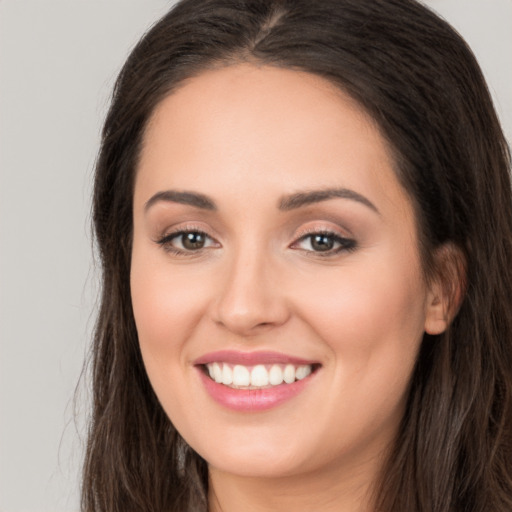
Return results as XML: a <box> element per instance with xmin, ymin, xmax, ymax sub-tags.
<box><xmin>130</xmin><ymin>251</ymin><xmax>211</xmax><ymax>428</ymax></box>
<box><xmin>307</xmin><ymin>247</ymin><xmax>424</xmax><ymax>329</ymax></box>
<box><xmin>130</xmin><ymin>245</ymin><xmax>208</xmax><ymax>371</ymax></box>
<box><xmin>295</xmin><ymin>252</ymin><xmax>427</xmax><ymax>387</ymax></box>
<box><xmin>292</xmin><ymin>257</ymin><xmax>426</xmax><ymax>447</ymax></box>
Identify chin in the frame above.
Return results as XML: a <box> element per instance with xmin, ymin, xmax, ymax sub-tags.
<box><xmin>184</xmin><ymin>425</ymin><xmax>317</xmax><ymax>478</ymax></box>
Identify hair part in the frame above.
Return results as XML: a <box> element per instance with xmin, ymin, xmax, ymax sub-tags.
<box><xmin>84</xmin><ymin>1</ymin><xmax>512</xmax><ymax>511</ymax></box>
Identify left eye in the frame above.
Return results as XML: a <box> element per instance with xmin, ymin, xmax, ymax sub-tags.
<box><xmin>294</xmin><ymin>232</ymin><xmax>355</xmax><ymax>253</ymax></box>
<box><xmin>158</xmin><ymin>230</ymin><xmax>216</xmax><ymax>252</ymax></box>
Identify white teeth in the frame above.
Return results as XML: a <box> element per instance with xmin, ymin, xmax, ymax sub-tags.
<box><xmin>232</xmin><ymin>365</ymin><xmax>250</xmax><ymax>386</ymax></box>
<box><xmin>212</xmin><ymin>362</ymin><xmax>223</xmax><ymax>383</ymax></box>
<box><xmin>283</xmin><ymin>364</ymin><xmax>295</xmax><ymax>384</ymax></box>
<box><xmin>205</xmin><ymin>362</ymin><xmax>314</xmax><ymax>388</ymax></box>
<box><xmin>268</xmin><ymin>365</ymin><xmax>284</xmax><ymax>385</ymax></box>
<box><xmin>295</xmin><ymin>365</ymin><xmax>312</xmax><ymax>380</ymax></box>
<box><xmin>251</xmin><ymin>365</ymin><xmax>269</xmax><ymax>387</ymax></box>
<box><xmin>222</xmin><ymin>364</ymin><xmax>233</xmax><ymax>385</ymax></box>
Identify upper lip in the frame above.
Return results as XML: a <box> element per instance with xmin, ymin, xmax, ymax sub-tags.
<box><xmin>194</xmin><ymin>350</ymin><xmax>319</xmax><ymax>366</ymax></box>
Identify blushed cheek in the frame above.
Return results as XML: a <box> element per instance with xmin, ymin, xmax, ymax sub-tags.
<box><xmin>130</xmin><ymin>263</ymin><xmax>206</xmax><ymax>431</ymax></box>
<box><xmin>296</xmin><ymin>265</ymin><xmax>426</xmax><ymax>364</ymax></box>
<box><xmin>134</xmin><ymin>277</ymin><xmax>189</xmax><ymax>347</ymax></box>
<box><xmin>130</xmin><ymin>246</ymin><xmax>188</xmax><ymax>359</ymax></box>
<box><xmin>130</xmin><ymin>265</ymin><xmax>191</xmax><ymax>412</ymax></box>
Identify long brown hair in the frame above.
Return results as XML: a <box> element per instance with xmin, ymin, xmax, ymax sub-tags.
<box><xmin>83</xmin><ymin>1</ymin><xmax>512</xmax><ymax>510</ymax></box>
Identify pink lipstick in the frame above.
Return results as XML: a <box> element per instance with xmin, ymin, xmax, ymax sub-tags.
<box><xmin>194</xmin><ymin>350</ymin><xmax>320</xmax><ymax>412</ymax></box>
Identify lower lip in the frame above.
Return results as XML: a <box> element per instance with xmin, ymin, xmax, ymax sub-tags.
<box><xmin>197</xmin><ymin>367</ymin><xmax>317</xmax><ymax>412</ymax></box>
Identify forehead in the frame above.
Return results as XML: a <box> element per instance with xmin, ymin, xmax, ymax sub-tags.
<box><xmin>136</xmin><ymin>63</ymin><xmax>410</xmax><ymax>218</ymax></box>
<box><xmin>143</xmin><ymin>63</ymin><xmax>378</xmax><ymax>158</ymax></box>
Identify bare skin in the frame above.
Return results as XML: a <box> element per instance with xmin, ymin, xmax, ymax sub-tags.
<box><xmin>131</xmin><ymin>64</ymin><xmax>450</xmax><ymax>511</ymax></box>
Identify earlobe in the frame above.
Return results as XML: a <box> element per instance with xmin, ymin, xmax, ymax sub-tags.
<box><xmin>424</xmin><ymin>243</ymin><xmax>466</xmax><ymax>335</ymax></box>
<box><xmin>424</xmin><ymin>287</ymin><xmax>450</xmax><ymax>335</ymax></box>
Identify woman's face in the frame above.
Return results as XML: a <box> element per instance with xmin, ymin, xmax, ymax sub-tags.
<box><xmin>131</xmin><ymin>64</ymin><xmax>442</xmax><ymax>480</ymax></box>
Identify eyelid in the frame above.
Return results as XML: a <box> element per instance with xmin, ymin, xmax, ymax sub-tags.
<box><xmin>290</xmin><ymin>225</ymin><xmax>357</xmax><ymax>255</ymax></box>
<box><xmin>155</xmin><ymin>222</ymin><xmax>216</xmax><ymax>241</ymax></box>
<box><xmin>157</xmin><ymin>229</ymin><xmax>215</xmax><ymax>245</ymax></box>
<box><xmin>153</xmin><ymin>221</ymin><xmax>356</xmax><ymax>256</ymax></box>
<box><xmin>293</xmin><ymin>223</ymin><xmax>350</xmax><ymax>239</ymax></box>
<box><xmin>292</xmin><ymin>220</ymin><xmax>354</xmax><ymax>242</ymax></box>
<box><xmin>155</xmin><ymin>223</ymin><xmax>221</xmax><ymax>254</ymax></box>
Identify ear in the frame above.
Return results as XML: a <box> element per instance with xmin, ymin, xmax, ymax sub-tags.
<box><xmin>424</xmin><ymin>243</ymin><xmax>466</xmax><ymax>335</ymax></box>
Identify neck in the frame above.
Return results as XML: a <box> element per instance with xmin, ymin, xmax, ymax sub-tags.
<box><xmin>208</xmin><ymin>452</ymin><xmax>384</xmax><ymax>512</ymax></box>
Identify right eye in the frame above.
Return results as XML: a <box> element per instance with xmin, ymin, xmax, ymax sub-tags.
<box><xmin>157</xmin><ymin>230</ymin><xmax>218</xmax><ymax>254</ymax></box>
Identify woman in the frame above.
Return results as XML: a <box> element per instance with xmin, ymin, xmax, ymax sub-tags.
<box><xmin>83</xmin><ymin>0</ymin><xmax>512</xmax><ymax>510</ymax></box>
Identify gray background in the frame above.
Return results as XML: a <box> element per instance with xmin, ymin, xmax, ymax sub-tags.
<box><xmin>0</xmin><ymin>1</ymin><xmax>511</xmax><ymax>511</ymax></box>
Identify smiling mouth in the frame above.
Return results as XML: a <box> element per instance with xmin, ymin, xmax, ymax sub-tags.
<box><xmin>202</xmin><ymin>362</ymin><xmax>320</xmax><ymax>389</ymax></box>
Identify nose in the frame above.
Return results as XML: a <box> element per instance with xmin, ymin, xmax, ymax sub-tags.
<box><xmin>211</xmin><ymin>248</ymin><xmax>290</xmax><ymax>336</ymax></box>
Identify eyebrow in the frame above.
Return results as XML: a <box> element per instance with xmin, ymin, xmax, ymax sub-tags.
<box><xmin>144</xmin><ymin>190</ymin><xmax>217</xmax><ymax>212</ymax></box>
<box><xmin>144</xmin><ymin>187</ymin><xmax>378</xmax><ymax>215</ymax></box>
<box><xmin>279</xmin><ymin>187</ymin><xmax>379</xmax><ymax>214</ymax></box>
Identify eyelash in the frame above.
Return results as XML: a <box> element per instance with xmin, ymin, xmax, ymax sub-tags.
<box><xmin>291</xmin><ymin>229</ymin><xmax>357</xmax><ymax>256</ymax></box>
<box><xmin>156</xmin><ymin>228</ymin><xmax>357</xmax><ymax>257</ymax></box>
<box><xmin>156</xmin><ymin>227</ymin><xmax>216</xmax><ymax>256</ymax></box>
